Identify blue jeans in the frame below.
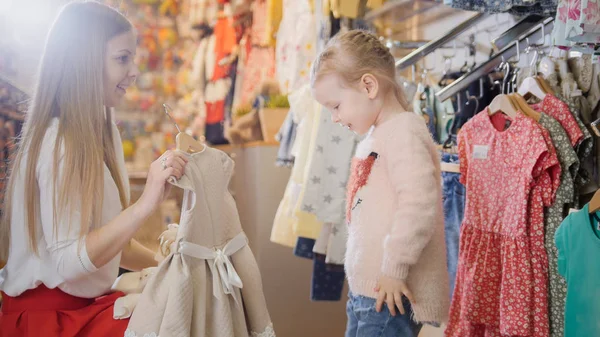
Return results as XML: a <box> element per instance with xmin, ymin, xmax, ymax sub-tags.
<box><xmin>345</xmin><ymin>292</ymin><xmax>422</xmax><ymax>337</ymax></box>
<box><xmin>441</xmin><ymin>153</ymin><xmax>465</xmax><ymax>299</ymax></box>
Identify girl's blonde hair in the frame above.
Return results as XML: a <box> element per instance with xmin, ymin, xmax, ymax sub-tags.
<box><xmin>0</xmin><ymin>1</ymin><xmax>131</xmax><ymax>261</ymax></box>
<box><xmin>310</xmin><ymin>30</ymin><xmax>410</xmax><ymax>111</ymax></box>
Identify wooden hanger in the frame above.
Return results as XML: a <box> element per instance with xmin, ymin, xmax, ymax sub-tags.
<box><xmin>509</xmin><ymin>93</ymin><xmax>541</xmax><ymax>122</ymax></box>
<box><xmin>488</xmin><ymin>94</ymin><xmax>518</xmax><ymax>119</ymax></box>
<box><xmin>163</xmin><ymin>104</ymin><xmax>205</xmax><ymax>154</ymax></box>
<box><xmin>589</xmin><ymin>190</ymin><xmax>600</xmax><ymax>213</ymax></box>
<box><xmin>518</xmin><ymin>76</ymin><xmax>547</xmax><ymax>101</ymax></box>
<box><xmin>436</xmin><ymin>143</ymin><xmax>460</xmax><ymax>172</ymax></box>
<box><xmin>535</xmin><ymin>76</ymin><xmax>554</xmax><ymax>95</ymax></box>
<box><xmin>441</xmin><ymin>161</ymin><xmax>461</xmax><ymax>173</ymax></box>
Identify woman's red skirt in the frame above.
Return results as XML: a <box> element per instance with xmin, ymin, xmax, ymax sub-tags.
<box><xmin>0</xmin><ymin>285</ymin><xmax>129</xmax><ymax>337</ymax></box>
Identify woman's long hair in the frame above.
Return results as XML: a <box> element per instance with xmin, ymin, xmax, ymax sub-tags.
<box><xmin>0</xmin><ymin>1</ymin><xmax>131</xmax><ymax>261</ymax></box>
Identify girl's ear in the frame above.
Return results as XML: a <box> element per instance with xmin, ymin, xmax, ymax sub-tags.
<box><xmin>360</xmin><ymin>73</ymin><xmax>379</xmax><ymax>99</ymax></box>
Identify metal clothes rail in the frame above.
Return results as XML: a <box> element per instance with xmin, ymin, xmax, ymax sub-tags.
<box><xmin>435</xmin><ymin>17</ymin><xmax>554</xmax><ymax>102</ymax></box>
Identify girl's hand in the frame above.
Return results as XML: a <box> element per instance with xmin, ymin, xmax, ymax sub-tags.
<box><xmin>375</xmin><ymin>275</ymin><xmax>415</xmax><ymax>316</ymax></box>
<box><xmin>136</xmin><ymin>150</ymin><xmax>188</xmax><ymax>217</ymax></box>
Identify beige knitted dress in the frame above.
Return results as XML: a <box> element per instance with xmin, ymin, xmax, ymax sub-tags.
<box><xmin>125</xmin><ymin>147</ymin><xmax>274</xmax><ymax>337</ymax></box>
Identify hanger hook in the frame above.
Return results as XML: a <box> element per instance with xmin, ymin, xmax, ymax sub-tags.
<box><xmin>502</xmin><ymin>62</ymin><xmax>512</xmax><ymax>94</ymax></box>
<box><xmin>510</xmin><ymin>66</ymin><xmax>520</xmax><ymax>93</ymax></box>
<box><xmin>538</xmin><ymin>23</ymin><xmax>546</xmax><ymax>46</ymax></box>
<box><xmin>530</xmin><ymin>45</ymin><xmax>540</xmax><ymax>76</ymax></box>
<box><xmin>163</xmin><ymin>103</ymin><xmax>182</xmax><ymax>133</ymax></box>
<box><xmin>452</xmin><ymin>40</ymin><xmax>457</xmax><ymax>57</ymax></box>
<box><xmin>515</xmin><ymin>40</ymin><xmax>520</xmax><ymax>63</ymax></box>
<box><xmin>478</xmin><ymin>77</ymin><xmax>485</xmax><ymax>100</ymax></box>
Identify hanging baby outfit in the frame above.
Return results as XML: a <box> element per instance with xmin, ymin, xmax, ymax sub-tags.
<box><xmin>552</xmin><ymin>0</ymin><xmax>600</xmax><ymax>47</ymax></box>
<box><xmin>237</xmin><ymin>0</ymin><xmax>276</xmax><ymax>107</ymax></box>
<box><xmin>125</xmin><ymin>147</ymin><xmax>274</xmax><ymax>337</ymax></box>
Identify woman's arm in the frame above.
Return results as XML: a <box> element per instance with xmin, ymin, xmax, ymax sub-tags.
<box><xmin>84</xmin><ymin>203</ymin><xmax>154</xmax><ymax>271</ymax></box>
<box><xmin>120</xmin><ymin>239</ymin><xmax>158</xmax><ymax>271</ymax></box>
<box><xmin>40</xmin><ymin>150</ymin><xmax>187</xmax><ymax>281</ymax></box>
<box><xmin>85</xmin><ymin>151</ymin><xmax>187</xmax><ymax>269</ymax></box>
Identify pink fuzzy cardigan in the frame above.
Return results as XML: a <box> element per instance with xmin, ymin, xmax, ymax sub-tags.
<box><xmin>345</xmin><ymin>112</ymin><xmax>449</xmax><ymax>323</ymax></box>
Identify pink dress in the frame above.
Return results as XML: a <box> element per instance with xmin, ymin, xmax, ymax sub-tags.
<box><xmin>445</xmin><ymin>111</ymin><xmax>559</xmax><ymax>337</ymax></box>
<box><xmin>238</xmin><ymin>0</ymin><xmax>276</xmax><ymax>106</ymax></box>
<box><xmin>552</xmin><ymin>0</ymin><xmax>600</xmax><ymax>47</ymax></box>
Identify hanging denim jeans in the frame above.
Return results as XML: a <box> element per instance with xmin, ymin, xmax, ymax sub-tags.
<box><xmin>442</xmin><ymin>153</ymin><xmax>466</xmax><ymax>299</ymax></box>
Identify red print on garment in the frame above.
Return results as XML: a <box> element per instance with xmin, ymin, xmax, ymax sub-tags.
<box><xmin>346</xmin><ymin>152</ymin><xmax>378</xmax><ymax>224</ymax></box>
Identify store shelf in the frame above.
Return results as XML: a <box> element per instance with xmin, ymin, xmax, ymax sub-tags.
<box><xmin>214</xmin><ymin>140</ymin><xmax>280</xmax><ymax>153</ymax></box>
<box><xmin>126</xmin><ymin>140</ymin><xmax>280</xmax><ymax>180</ymax></box>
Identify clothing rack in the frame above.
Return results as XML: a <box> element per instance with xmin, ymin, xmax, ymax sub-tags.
<box><xmin>436</xmin><ymin>16</ymin><xmax>554</xmax><ymax>102</ymax></box>
<box><xmin>491</xmin><ymin>14</ymin><xmax>547</xmax><ymax>51</ymax></box>
<box><xmin>394</xmin><ymin>13</ymin><xmax>487</xmax><ymax>70</ymax></box>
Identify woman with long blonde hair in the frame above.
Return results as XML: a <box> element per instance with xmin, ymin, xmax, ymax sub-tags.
<box><xmin>0</xmin><ymin>2</ymin><xmax>188</xmax><ymax>335</ymax></box>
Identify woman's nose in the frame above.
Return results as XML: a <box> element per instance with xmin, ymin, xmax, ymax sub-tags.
<box><xmin>130</xmin><ymin>65</ymin><xmax>140</xmax><ymax>79</ymax></box>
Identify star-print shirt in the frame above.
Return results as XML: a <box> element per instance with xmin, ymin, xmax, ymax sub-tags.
<box><xmin>446</xmin><ymin>111</ymin><xmax>560</xmax><ymax>337</ymax></box>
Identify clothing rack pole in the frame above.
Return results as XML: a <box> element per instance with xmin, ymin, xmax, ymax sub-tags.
<box><xmin>394</xmin><ymin>13</ymin><xmax>487</xmax><ymax>70</ymax></box>
<box><xmin>435</xmin><ymin>16</ymin><xmax>554</xmax><ymax>102</ymax></box>
<box><xmin>491</xmin><ymin>14</ymin><xmax>547</xmax><ymax>51</ymax></box>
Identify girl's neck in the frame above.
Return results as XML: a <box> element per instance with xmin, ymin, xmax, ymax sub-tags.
<box><xmin>374</xmin><ymin>90</ymin><xmax>407</xmax><ymax>127</ymax></box>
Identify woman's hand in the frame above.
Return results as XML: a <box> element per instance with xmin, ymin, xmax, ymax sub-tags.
<box><xmin>375</xmin><ymin>275</ymin><xmax>415</xmax><ymax>316</ymax></box>
<box><xmin>136</xmin><ymin>150</ymin><xmax>188</xmax><ymax>217</ymax></box>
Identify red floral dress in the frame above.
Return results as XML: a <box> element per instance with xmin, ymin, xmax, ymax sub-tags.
<box><xmin>445</xmin><ymin>111</ymin><xmax>559</xmax><ymax>337</ymax></box>
<box><xmin>531</xmin><ymin>94</ymin><xmax>583</xmax><ymax>147</ymax></box>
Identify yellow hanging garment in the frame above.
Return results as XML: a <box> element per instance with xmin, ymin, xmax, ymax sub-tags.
<box><xmin>264</xmin><ymin>0</ymin><xmax>283</xmax><ymax>47</ymax></box>
<box><xmin>338</xmin><ymin>0</ymin><xmax>361</xmax><ymax>18</ymax></box>
<box><xmin>322</xmin><ymin>0</ymin><xmax>331</xmax><ymax>16</ymax></box>
<box><xmin>329</xmin><ymin>0</ymin><xmax>341</xmax><ymax>18</ymax></box>
<box><xmin>367</xmin><ymin>0</ymin><xmax>386</xmax><ymax>9</ymax></box>
<box><xmin>270</xmin><ymin>86</ymin><xmax>321</xmax><ymax>246</ymax></box>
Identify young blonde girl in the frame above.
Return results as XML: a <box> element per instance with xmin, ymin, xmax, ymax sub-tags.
<box><xmin>0</xmin><ymin>2</ymin><xmax>188</xmax><ymax>335</ymax></box>
<box><xmin>311</xmin><ymin>30</ymin><xmax>449</xmax><ymax>337</ymax></box>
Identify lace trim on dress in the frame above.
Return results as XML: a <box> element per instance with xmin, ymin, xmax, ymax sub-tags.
<box><xmin>124</xmin><ymin>330</ymin><xmax>157</xmax><ymax>337</ymax></box>
<box><xmin>251</xmin><ymin>322</ymin><xmax>276</xmax><ymax>337</ymax></box>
